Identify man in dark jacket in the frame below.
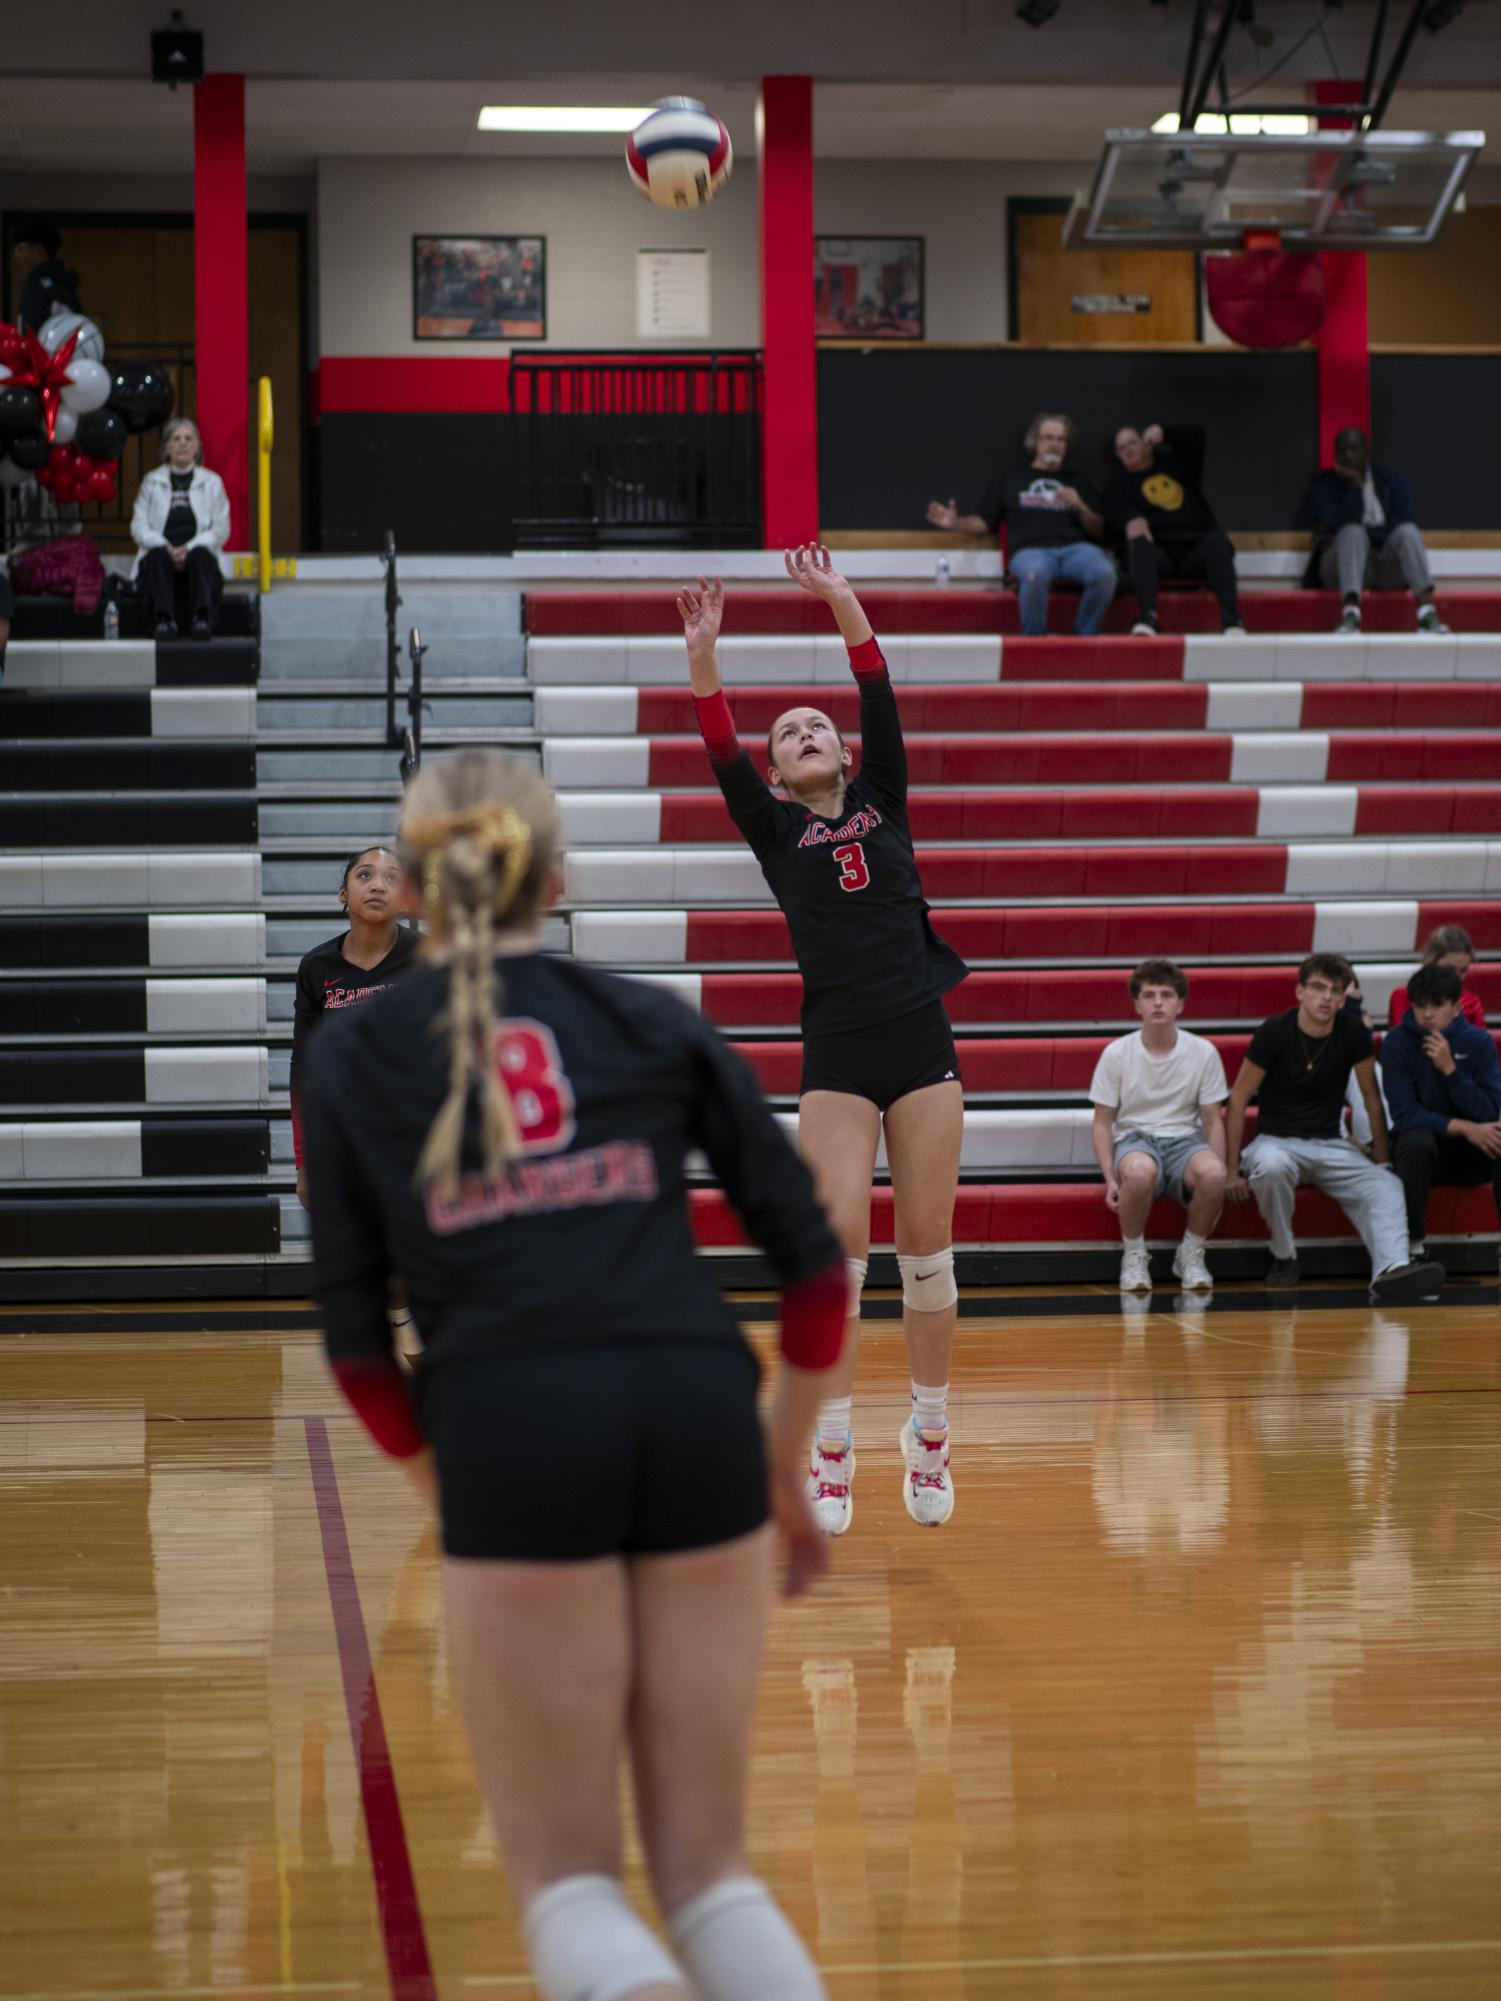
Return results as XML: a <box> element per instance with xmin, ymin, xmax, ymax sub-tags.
<box><xmin>9</xmin><ymin>219</ymin><xmax>83</xmax><ymax>333</ymax></box>
<box><xmin>1382</xmin><ymin>961</ymin><xmax>1501</xmax><ymax>1258</ymax></box>
<box><xmin>1103</xmin><ymin>422</ymin><xmax>1244</xmax><ymax>636</ymax></box>
<box><xmin>1302</xmin><ymin>427</ymin><xmax>1447</xmax><ymax>635</ymax></box>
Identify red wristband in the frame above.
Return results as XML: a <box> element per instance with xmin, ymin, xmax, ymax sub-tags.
<box><xmin>779</xmin><ymin>1260</ymin><xmax>849</xmax><ymax>1371</ymax></box>
<box><xmin>847</xmin><ymin>637</ymin><xmax>886</xmax><ymax>680</ymax></box>
<box><xmin>332</xmin><ymin>1355</ymin><xmax>424</xmax><ymax>1458</ymax></box>
<box><xmin>693</xmin><ymin>689</ymin><xmax>738</xmax><ymax>761</ymax></box>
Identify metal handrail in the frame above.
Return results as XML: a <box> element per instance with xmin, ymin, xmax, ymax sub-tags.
<box><xmin>382</xmin><ymin>530</ymin><xmax>402</xmax><ymax>748</ymax></box>
<box><xmin>399</xmin><ymin>624</ymin><xmax>429</xmax><ymax>787</ymax></box>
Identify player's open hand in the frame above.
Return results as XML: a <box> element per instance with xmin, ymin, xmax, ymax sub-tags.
<box><xmin>770</xmin><ymin>1462</ymin><xmax>831</xmax><ymax>1598</ymax></box>
<box><xmin>784</xmin><ymin>544</ymin><xmax>852</xmax><ymax>601</ymax></box>
<box><xmin>676</xmin><ymin>575</ymin><xmax>724</xmax><ymax>658</ymax></box>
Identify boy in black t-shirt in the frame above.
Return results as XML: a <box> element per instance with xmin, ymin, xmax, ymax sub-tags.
<box><xmin>1103</xmin><ymin>423</ymin><xmax>1244</xmax><ymax>636</ymax></box>
<box><xmin>1224</xmin><ymin>953</ymin><xmax>1445</xmax><ymax>1301</ymax></box>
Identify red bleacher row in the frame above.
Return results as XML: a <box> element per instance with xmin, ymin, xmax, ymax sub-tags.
<box><xmin>696</xmin><ymin>962</ymin><xmax>1501</xmax><ymax>1027</ymax></box>
<box><xmin>688</xmin><ymin>1183</ymin><xmax>1497</xmax><ymax>1249</ymax></box>
<box><xmin>626</xmin><ymin>683</ymin><xmax>1501</xmax><ymax>733</ymax></box>
<box><xmin>643</xmin><ymin>733</ymin><xmax>1501</xmax><ymax>787</ymax></box>
<box><xmin>655</xmin><ymin>786</ymin><xmax>1501</xmax><ymax>841</ymax></box>
<box><xmin>525</xmin><ymin>588</ymin><xmax>1501</xmax><ymax>640</ymax></box>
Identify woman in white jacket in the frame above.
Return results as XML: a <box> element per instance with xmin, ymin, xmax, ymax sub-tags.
<box><xmin>130</xmin><ymin>419</ymin><xmax>231</xmax><ymax>639</ymax></box>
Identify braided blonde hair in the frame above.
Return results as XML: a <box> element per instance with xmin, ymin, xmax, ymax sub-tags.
<box><xmin>398</xmin><ymin>750</ymin><xmax>561</xmax><ymax>1197</ymax></box>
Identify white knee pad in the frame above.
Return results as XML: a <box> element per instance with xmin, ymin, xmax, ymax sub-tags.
<box><xmin>897</xmin><ymin>1246</ymin><xmax>957</xmax><ymax>1313</ymax></box>
<box><xmin>669</xmin><ymin>1875</ymin><xmax>827</xmax><ymax>2001</ymax></box>
<box><xmin>845</xmin><ymin>1256</ymin><xmax>868</xmax><ymax>1318</ymax></box>
<box><xmin>525</xmin><ymin>1874</ymin><xmax>687</xmax><ymax>2001</ymax></box>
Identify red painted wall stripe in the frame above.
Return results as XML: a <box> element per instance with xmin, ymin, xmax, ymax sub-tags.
<box><xmin>320</xmin><ymin>356</ymin><xmax>514</xmax><ymax>414</ymax></box>
<box><xmin>1312</xmin><ymin>80</ymin><xmax>1371</xmax><ymax>460</ymax></box>
<box><xmin>305</xmin><ymin>1417</ymin><xmax>437</xmax><ymax>2001</ymax></box>
<box><xmin>759</xmin><ymin>77</ymin><xmax>819</xmax><ymax>547</ymax></box>
<box><xmin>193</xmin><ymin>75</ymin><xmax>249</xmax><ymax>546</ymax></box>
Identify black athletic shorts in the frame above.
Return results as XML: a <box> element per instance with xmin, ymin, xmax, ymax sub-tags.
<box><xmin>799</xmin><ymin>998</ymin><xmax>961</xmax><ymax>1111</ymax></box>
<box><xmin>418</xmin><ymin>1339</ymin><xmax>768</xmax><ymax>1561</ymax></box>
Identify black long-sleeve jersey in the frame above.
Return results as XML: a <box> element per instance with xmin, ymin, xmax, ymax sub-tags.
<box><xmin>301</xmin><ymin>952</ymin><xmax>843</xmax><ymax>1368</ymax></box>
<box><xmin>701</xmin><ymin>638</ymin><xmax>968</xmax><ymax>1036</ymax></box>
<box><xmin>289</xmin><ymin>928</ymin><xmax>420</xmax><ymax>1164</ymax></box>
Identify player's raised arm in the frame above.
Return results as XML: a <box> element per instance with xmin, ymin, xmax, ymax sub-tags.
<box><xmin>783</xmin><ymin>543</ymin><xmax>874</xmax><ymax>649</ymax></box>
<box><xmin>784</xmin><ymin>543</ymin><xmax>906</xmax><ymax>805</ymax></box>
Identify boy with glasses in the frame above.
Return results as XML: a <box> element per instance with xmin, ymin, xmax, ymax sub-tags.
<box><xmin>1382</xmin><ymin>960</ymin><xmax>1501</xmax><ymax>1265</ymax></box>
<box><xmin>1224</xmin><ymin>954</ymin><xmax>1445</xmax><ymax>1302</ymax></box>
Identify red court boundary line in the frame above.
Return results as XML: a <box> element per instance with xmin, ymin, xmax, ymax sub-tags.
<box><xmin>305</xmin><ymin>1415</ymin><xmax>437</xmax><ymax>2001</ymax></box>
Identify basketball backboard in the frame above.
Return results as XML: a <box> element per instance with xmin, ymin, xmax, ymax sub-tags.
<box><xmin>1064</xmin><ymin>128</ymin><xmax>1483</xmax><ymax>249</ymax></box>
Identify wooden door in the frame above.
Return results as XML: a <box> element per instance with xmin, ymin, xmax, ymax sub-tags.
<box><xmin>1013</xmin><ymin>209</ymin><xmax>1198</xmax><ymax>345</ymax></box>
<box><xmin>248</xmin><ymin>223</ymin><xmax>304</xmax><ymax>553</ymax></box>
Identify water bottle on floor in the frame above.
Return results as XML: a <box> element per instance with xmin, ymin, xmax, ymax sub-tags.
<box><xmin>934</xmin><ymin>556</ymin><xmax>951</xmax><ymax>588</ymax></box>
<box><xmin>103</xmin><ymin>598</ymin><xmax>120</xmax><ymax>642</ymax></box>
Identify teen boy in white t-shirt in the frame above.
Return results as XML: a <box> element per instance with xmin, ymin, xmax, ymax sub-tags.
<box><xmin>1089</xmin><ymin>959</ymin><xmax>1230</xmax><ymax>1291</ymax></box>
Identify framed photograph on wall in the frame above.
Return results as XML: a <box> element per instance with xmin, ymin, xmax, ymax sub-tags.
<box><xmin>412</xmin><ymin>235</ymin><xmax>547</xmax><ymax>340</ymax></box>
<box><xmin>814</xmin><ymin>236</ymin><xmax>924</xmax><ymax>340</ymax></box>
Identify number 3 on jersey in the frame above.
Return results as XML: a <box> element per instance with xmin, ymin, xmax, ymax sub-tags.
<box><xmin>495</xmin><ymin>1019</ymin><xmax>577</xmax><ymax>1153</ymax></box>
<box><xmin>833</xmin><ymin>841</ymin><xmax>870</xmax><ymax>893</ymax></box>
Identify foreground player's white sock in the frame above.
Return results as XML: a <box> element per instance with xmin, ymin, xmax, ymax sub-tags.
<box><xmin>815</xmin><ymin>1395</ymin><xmax>853</xmax><ymax>1448</ymax></box>
<box><xmin>669</xmin><ymin>1876</ymin><xmax>827</xmax><ymax>2001</ymax></box>
<box><xmin>910</xmin><ymin>1381</ymin><xmax>948</xmax><ymax>1435</ymax></box>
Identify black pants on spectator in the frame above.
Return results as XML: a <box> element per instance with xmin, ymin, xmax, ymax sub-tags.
<box><xmin>1129</xmin><ymin>530</ymin><xmax>1241</xmax><ymax>629</ymax></box>
<box><xmin>1391</xmin><ymin>1126</ymin><xmax>1501</xmax><ymax>1241</ymax></box>
<box><xmin>140</xmin><ymin>546</ymin><xmax>221</xmax><ymax>629</ymax></box>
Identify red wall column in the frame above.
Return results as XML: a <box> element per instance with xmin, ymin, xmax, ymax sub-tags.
<box><xmin>194</xmin><ymin>73</ymin><xmax>249</xmax><ymax>547</ymax></box>
<box><xmin>1312</xmin><ymin>79</ymin><xmax>1370</xmax><ymax>464</ymax></box>
<box><xmin>758</xmin><ymin>75</ymin><xmax>818</xmax><ymax>548</ymax></box>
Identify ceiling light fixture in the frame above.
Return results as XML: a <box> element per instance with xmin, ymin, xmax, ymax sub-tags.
<box><xmin>476</xmin><ymin>106</ymin><xmax>655</xmax><ymax>133</ymax></box>
<box><xmin>1151</xmin><ymin>109</ymin><xmax>1311</xmax><ymax>135</ymax></box>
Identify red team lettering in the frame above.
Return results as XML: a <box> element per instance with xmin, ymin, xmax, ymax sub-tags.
<box><xmin>796</xmin><ymin>803</ymin><xmax>883</xmax><ymax>849</ymax></box>
<box><xmin>495</xmin><ymin>1020</ymin><xmax>576</xmax><ymax>1151</ymax></box>
<box><xmin>833</xmin><ymin>842</ymin><xmax>870</xmax><ymax>892</ymax></box>
<box><xmin>425</xmin><ymin>1139</ymin><xmax>659</xmax><ymax>1235</ymax></box>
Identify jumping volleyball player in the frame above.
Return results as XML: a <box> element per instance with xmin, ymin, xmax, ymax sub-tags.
<box><xmin>678</xmin><ymin>546</ymin><xmax>968</xmax><ymax>1534</ymax></box>
<box><xmin>303</xmin><ymin>749</ymin><xmax>845</xmax><ymax>2001</ymax></box>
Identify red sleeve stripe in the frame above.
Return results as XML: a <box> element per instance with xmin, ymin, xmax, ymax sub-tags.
<box><xmin>331</xmin><ymin>1356</ymin><xmax>425</xmax><ymax>1459</ymax></box>
<box><xmin>779</xmin><ymin>1260</ymin><xmax>849</xmax><ymax>1371</ymax></box>
<box><xmin>847</xmin><ymin>637</ymin><xmax>887</xmax><ymax>681</ymax></box>
<box><xmin>291</xmin><ymin>1093</ymin><xmax>304</xmax><ymax>1168</ymax></box>
<box><xmin>694</xmin><ymin>689</ymin><xmax>740</xmax><ymax>764</ymax></box>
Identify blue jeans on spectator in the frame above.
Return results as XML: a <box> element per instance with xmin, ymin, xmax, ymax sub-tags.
<box><xmin>1010</xmin><ymin>542</ymin><xmax>1118</xmax><ymax>636</ymax></box>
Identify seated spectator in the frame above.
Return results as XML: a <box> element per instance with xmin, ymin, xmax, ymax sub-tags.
<box><xmin>1088</xmin><ymin>959</ymin><xmax>1229</xmax><ymax>1293</ymax></box>
<box><xmin>1382</xmin><ymin>961</ymin><xmax>1501</xmax><ymax>1264</ymax></box>
<box><xmin>1224</xmin><ymin>952</ymin><xmax>1444</xmax><ymax>1302</ymax></box>
<box><xmin>1302</xmin><ymin>427</ymin><xmax>1449</xmax><ymax>635</ymax></box>
<box><xmin>130</xmin><ymin>419</ymin><xmax>230</xmax><ymax>640</ymax></box>
<box><xmin>1103</xmin><ymin>422</ymin><xmax>1244</xmax><ymax>637</ymax></box>
<box><xmin>1387</xmin><ymin>924</ymin><xmax>1485</xmax><ymax>1029</ymax></box>
<box><xmin>926</xmin><ymin>412</ymin><xmax>1116</xmax><ymax>636</ymax></box>
<box><xmin>9</xmin><ymin>218</ymin><xmax>82</xmax><ymax>333</ymax></box>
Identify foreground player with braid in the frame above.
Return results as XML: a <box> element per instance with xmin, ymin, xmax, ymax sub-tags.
<box><xmin>303</xmin><ymin>749</ymin><xmax>846</xmax><ymax>2001</ymax></box>
<box><xmin>679</xmin><ymin>547</ymin><xmax>969</xmax><ymax>1534</ymax></box>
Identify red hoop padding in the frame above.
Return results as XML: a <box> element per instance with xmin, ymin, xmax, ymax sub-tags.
<box><xmin>1205</xmin><ymin>248</ymin><xmax>1326</xmax><ymax>349</ymax></box>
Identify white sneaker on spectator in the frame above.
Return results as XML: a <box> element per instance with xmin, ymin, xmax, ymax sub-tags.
<box><xmin>1119</xmin><ymin>1245</ymin><xmax>1153</xmax><ymax>1291</ymax></box>
<box><xmin>1172</xmin><ymin>1242</ymin><xmax>1213</xmax><ymax>1290</ymax></box>
<box><xmin>1129</xmin><ymin>619</ymin><xmax>1158</xmax><ymax>637</ymax></box>
<box><xmin>1336</xmin><ymin>605</ymin><xmax>1362</xmax><ymax>634</ymax></box>
<box><xmin>1417</xmin><ymin>605</ymin><xmax>1451</xmax><ymax>634</ymax></box>
<box><xmin>1222</xmin><ymin>623</ymin><xmax>1247</xmax><ymax>636</ymax></box>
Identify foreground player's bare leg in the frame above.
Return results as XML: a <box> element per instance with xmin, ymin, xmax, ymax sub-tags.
<box><xmin>796</xmin><ymin>1089</ymin><xmax>880</xmax><ymax>1533</ymax></box>
<box><xmin>885</xmin><ymin>1078</ymin><xmax>964</xmax><ymax>1525</ymax></box>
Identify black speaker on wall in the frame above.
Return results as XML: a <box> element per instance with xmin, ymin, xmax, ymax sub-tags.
<box><xmin>151</xmin><ymin>24</ymin><xmax>204</xmax><ymax>87</ymax></box>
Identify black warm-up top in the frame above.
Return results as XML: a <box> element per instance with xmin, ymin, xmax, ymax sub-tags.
<box><xmin>290</xmin><ymin>927</ymin><xmax>420</xmax><ymax>1164</ymax></box>
<box><xmin>303</xmin><ymin>954</ymin><xmax>844</xmax><ymax>1389</ymax></box>
<box><xmin>698</xmin><ymin>637</ymin><xmax>968</xmax><ymax>1037</ymax></box>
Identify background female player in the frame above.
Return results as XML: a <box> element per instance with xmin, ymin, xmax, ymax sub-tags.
<box><xmin>302</xmin><ymin>748</ymin><xmax>846</xmax><ymax>2001</ymax></box>
<box><xmin>290</xmin><ymin>846</ymin><xmax>418</xmax><ymax>1208</ymax></box>
<box><xmin>677</xmin><ymin>546</ymin><xmax>968</xmax><ymax>1535</ymax></box>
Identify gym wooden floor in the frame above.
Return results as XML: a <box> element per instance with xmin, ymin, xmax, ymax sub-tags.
<box><xmin>2</xmin><ymin>1294</ymin><xmax>1499</xmax><ymax>2001</ymax></box>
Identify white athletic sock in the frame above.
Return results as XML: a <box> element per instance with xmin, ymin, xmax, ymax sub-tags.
<box><xmin>1181</xmin><ymin>1230</ymin><xmax>1207</xmax><ymax>1252</ymax></box>
<box><xmin>911</xmin><ymin>1381</ymin><xmax>948</xmax><ymax>1434</ymax></box>
<box><xmin>815</xmin><ymin>1396</ymin><xmax>852</xmax><ymax>1450</ymax></box>
<box><xmin>669</xmin><ymin>1876</ymin><xmax>827</xmax><ymax>2001</ymax></box>
<box><xmin>1122</xmin><ymin>1234</ymin><xmax>1146</xmax><ymax>1252</ymax></box>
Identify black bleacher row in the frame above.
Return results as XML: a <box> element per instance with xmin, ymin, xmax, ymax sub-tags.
<box><xmin>0</xmin><ymin>1197</ymin><xmax>279</xmax><ymax>1260</ymax></box>
<box><xmin>10</xmin><ymin>594</ymin><xmax>260</xmax><ymax>643</ymax></box>
<box><xmin>0</xmin><ymin>797</ymin><xmax>257</xmax><ymax>844</ymax></box>
<box><xmin>2</xmin><ymin>916</ymin><xmax>201</xmax><ymax>967</ymax></box>
<box><xmin>0</xmin><ymin>745</ymin><xmax>255</xmax><ymax>789</ymax></box>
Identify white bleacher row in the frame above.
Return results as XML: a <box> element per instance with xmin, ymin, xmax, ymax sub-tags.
<box><xmin>2</xmin><ymin>854</ymin><xmax>261</xmax><ymax>909</ymax></box>
<box><xmin>0</xmin><ymin>982</ymin><xmax>266</xmax><ymax>1033</ymax></box>
<box><xmin>564</xmin><ymin>841</ymin><xmax>1501</xmax><ymax>904</ymax></box>
<box><xmin>549</xmin><ymin>731</ymin><xmax>1351</xmax><ymax>788</ymax></box>
<box><xmin>529</xmin><ymin>633</ymin><xmax>1501</xmax><ymax>686</ymax></box>
<box><xmin>5</xmin><ymin>915</ymin><xmax>266</xmax><ymax>968</ymax></box>
<box><xmin>6</xmin><ymin>652</ymin><xmax>256</xmax><ymax>727</ymax></box>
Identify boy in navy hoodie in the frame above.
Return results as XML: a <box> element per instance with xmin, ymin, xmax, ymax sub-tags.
<box><xmin>1382</xmin><ymin>961</ymin><xmax>1501</xmax><ymax>1258</ymax></box>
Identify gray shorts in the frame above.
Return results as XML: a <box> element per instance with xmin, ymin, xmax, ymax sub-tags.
<box><xmin>1113</xmin><ymin>1130</ymin><xmax>1215</xmax><ymax>1206</ymax></box>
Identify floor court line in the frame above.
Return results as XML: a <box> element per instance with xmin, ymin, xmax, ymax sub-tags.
<box><xmin>304</xmin><ymin>1416</ymin><xmax>437</xmax><ymax>2001</ymax></box>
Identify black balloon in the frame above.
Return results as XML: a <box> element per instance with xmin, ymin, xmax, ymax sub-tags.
<box><xmin>7</xmin><ymin>429</ymin><xmax>50</xmax><ymax>470</ymax></box>
<box><xmin>74</xmin><ymin>407</ymin><xmax>128</xmax><ymax>458</ymax></box>
<box><xmin>0</xmin><ymin>385</ymin><xmax>43</xmax><ymax>437</ymax></box>
<box><xmin>106</xmin><ymin>361</ymin><xmax>175</xmax><ymax>434</ymax></box>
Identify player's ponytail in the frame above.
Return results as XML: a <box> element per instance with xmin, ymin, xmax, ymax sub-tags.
<box><xmin>398</xmin><ymin>750</ymin><xmax>561</xmax><ymax>1197</ymax></box>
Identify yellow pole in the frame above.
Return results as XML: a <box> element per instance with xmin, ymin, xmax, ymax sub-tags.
<box><xmin>257</xmin><ymin>375</ymin><xmax>274</xmax><ymax>594</ymax></box>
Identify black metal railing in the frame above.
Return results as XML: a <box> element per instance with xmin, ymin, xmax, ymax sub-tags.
<box><xmin>382</xmin><ymin>530</ymin><xmax>403</xmax><ymax>748</ymax></box>
<box><xmin>400</xmin><ymin>626</ymin><xmax>428</xmax><ymax>786</ymax></box>
<box><xmin>510</xmin><ymin>351</ymin><xmax>763</xmax><ymax>549</ymax></box>
<box><xmin>1</xmin><ymin>344</ymin><xmax>197</xmax><ymax>552</ymax></box>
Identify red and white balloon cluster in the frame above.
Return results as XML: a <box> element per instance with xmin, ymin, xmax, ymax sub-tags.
<box><xmin>0</xmin><ymin>312</ymin><xmax>172</xmax><ymax>504</ymax></box>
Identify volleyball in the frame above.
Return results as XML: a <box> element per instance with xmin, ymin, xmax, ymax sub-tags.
<box><xmin>625</xmin><ymin>97</ymin><xmax>732</xmax><ymax>209</ymax></box>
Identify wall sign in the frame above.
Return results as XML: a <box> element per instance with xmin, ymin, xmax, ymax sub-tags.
<box><xmin>1071</xmin><ymin>293</ymin><xmax>1152</xmax><ymax>314</ymax></box>
<box><xmin>637</xmin><ymin>249</ymin><xmax>711</xmax><ymax>339</ymax></box>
